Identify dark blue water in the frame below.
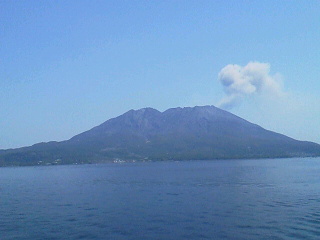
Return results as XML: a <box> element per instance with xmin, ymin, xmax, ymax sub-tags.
<box><xmin>1</xmin><ymin>158</ymin><xmax>320</xmax><ymax>240</ymax></box>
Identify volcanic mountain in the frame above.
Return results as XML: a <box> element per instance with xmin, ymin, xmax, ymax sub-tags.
<box><xmin>1</xmin><ymin>105</ymin><xmax>320</xmax><ymax>166</ymax></box>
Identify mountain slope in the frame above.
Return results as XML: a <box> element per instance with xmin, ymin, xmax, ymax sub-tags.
<box><xmin>1</xmin><ymin>106</ymin><xmax>320</xmax><ymax>166</ymax></box>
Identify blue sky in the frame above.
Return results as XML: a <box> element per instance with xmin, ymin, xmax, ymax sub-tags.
<box><xmin>1</xmin><ymin>0</ymin><xmax>320</xmax><ymax>149</ymax></box>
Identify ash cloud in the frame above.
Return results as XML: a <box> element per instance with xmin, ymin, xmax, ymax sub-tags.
<box><xmin>217</xmin><ymin>62</ymin><xmax>283</xmax><ymax>109</ymax></box>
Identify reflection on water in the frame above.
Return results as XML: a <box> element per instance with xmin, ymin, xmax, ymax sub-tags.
<box><xmin>1</xmin><ymin>158</ymin><xmax>320</xmax><ymax>240</ymax></box>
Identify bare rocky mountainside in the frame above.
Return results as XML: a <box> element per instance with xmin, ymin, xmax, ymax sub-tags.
<box><xmin>1</xmin><ymin>106</ymin><xmax>320</xmax><ymax>166</ymax></box>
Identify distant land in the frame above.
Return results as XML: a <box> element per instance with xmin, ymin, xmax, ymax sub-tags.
<box><xmin>1</xmin><ymin>105</ymin><xmax>320</xmax><ymax>167</ymax></box>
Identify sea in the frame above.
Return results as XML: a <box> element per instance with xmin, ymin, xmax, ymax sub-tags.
<box><xmin>1</xmin><ymin>158</ymin><xmax>320</xmax><ymax>240</ymax></box>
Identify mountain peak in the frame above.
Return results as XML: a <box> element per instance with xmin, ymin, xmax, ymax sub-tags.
<box><xmin>1</xmin><ymin>105</ymin><xmax>320</xmax><ymax>166</ymax></box>
<box><xmin>124</xmin><ymin>107</ymin><xmax>161</xmax><ymax>116</ymax></box>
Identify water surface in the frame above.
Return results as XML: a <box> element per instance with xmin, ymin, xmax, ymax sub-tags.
<box><xmin>1</xmin><ymin>158</ymin><xmax>320</xmax><ymax>239</ymax></box>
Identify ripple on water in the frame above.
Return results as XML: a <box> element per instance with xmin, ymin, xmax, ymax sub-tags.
<box><xmin>1</xmin><ymin>159</ymin><xmax>320</xmax><ymax>240</ymax></box>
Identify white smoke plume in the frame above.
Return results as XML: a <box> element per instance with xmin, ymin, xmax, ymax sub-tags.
<box><xmin>217</xmin><ymin>62</ymin><xmax>283</xmax><ymax>109</ymax></box>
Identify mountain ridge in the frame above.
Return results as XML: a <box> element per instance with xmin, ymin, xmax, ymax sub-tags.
<box><xmin>0</xmin><ymin>105</ymin><xmax>319</xmax><ymax>166</ymax></box>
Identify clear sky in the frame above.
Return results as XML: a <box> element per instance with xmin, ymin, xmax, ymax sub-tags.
<box><xmin>1</xmin><ymin>0</ymin><xmax>320</xmax><ymax>149</ymax></box>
